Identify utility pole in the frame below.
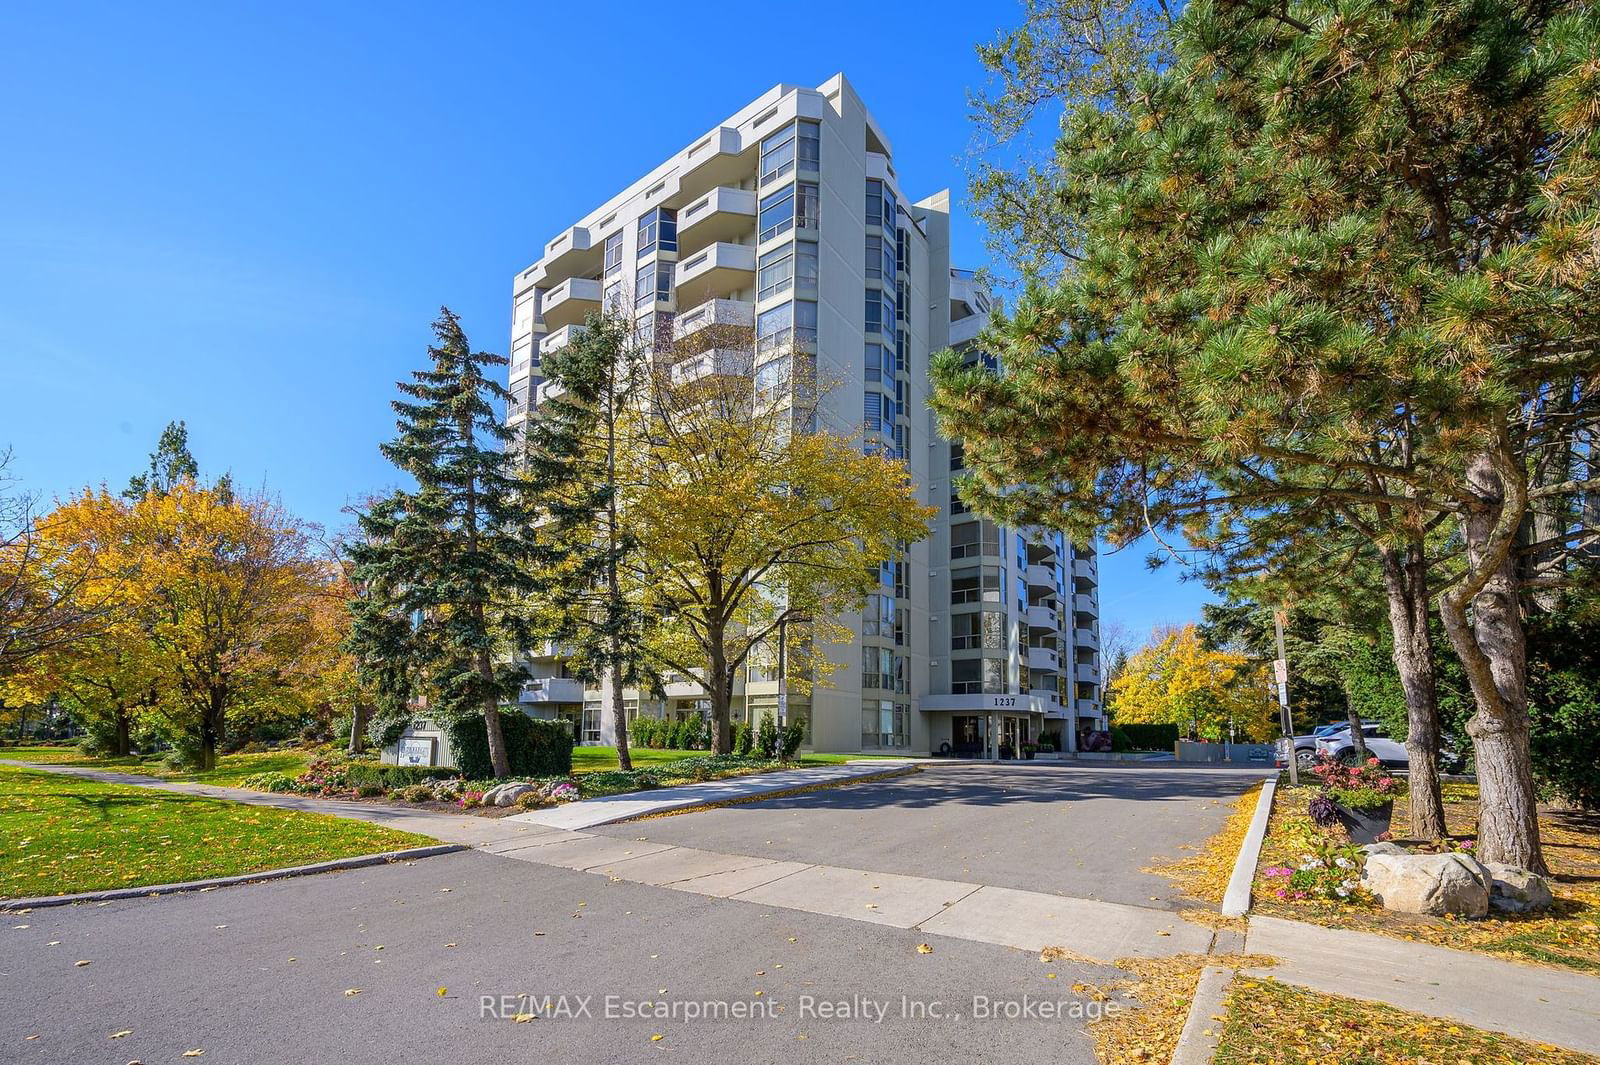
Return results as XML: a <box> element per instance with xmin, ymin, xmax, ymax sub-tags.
<box><xmin>775</xmin><ymin>615</ymin><xmax>788</xmax><ymax>730</ymax></box>
<box><xmin>1273</xmin><ymin>608</ymin><xmax>1298</xmax><ymax>786</ymax></box>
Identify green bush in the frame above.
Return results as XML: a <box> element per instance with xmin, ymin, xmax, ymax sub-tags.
<box><xmin>756</xmin><ymin>713</ymin><xmax>779</xmax><ymax>758</ymax></box>
<box><xmin>1114</xmin><ymin>723</ymin><xmax>1179</xmax><ymax>751</ymax></box>
<box><xmin>344</xmin><ymin>762</ymin><xmax>460</xmax><ymax>792</ymax></box>
<box><xmin>444</xmin><ymin>711</ymin><xmax>575</xmax><ymax>780</ymax></box>
<box><xmin>731</xmin><ymin>721</ymin><xmax>751</xmax><ymax>756</ymax></box>
<box><xmin>398</xmin><ymin>784</ymin><xmax>434</xmax><ymax>803</ymax></box>
<box><xmin>780</xmin><ymin>719</ymin><xmax>804</xmax><ymax>759</ymax></box>
<box><xmin>240</xmin><ymin>771</ymin><xmax>298</xmax><ymax>794</ymax></box>
<box><xmin>1110</xmin><ymin>725</ymin><xmax>1134</xmax><ymax>752</ymax></box>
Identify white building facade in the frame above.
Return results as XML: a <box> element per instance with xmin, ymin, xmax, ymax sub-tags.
<box><xmin>506</xmin><ymin>75</ymin><xmax>1104</xmax><ymax>756</ymax></box>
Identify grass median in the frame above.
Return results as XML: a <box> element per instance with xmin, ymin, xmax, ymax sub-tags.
<box><xmin>0</xmin><ymin>744</ymin><xmax>314</xmax><ymax>788</ymax></box>
<box><xmin>0</xmin><ymin>764</ymin><xmax>432</xmax><ymax>901</ymax></box>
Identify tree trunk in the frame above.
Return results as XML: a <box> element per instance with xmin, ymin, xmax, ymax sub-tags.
<box><xmin>348</xmin><ymin>700</ymin><xmax>368</xmax><ymax>756</ymax></box>
<box><xmin>707</xmin><ymin>650</ymin><xmax>732</xmax><ymax>755</ymax></box>
<box><xmin>1343</xmin><ymin>692</ymin><xmax>1368</xmax><ymax>761</ymax></box>
<box><xmin>113</xmin><ymin>709</ymin><xmax>131</xmax><ymax>757</ymax></box>
<box><xmin>478</xmin><ymin>646</ymin><xmax>511</xmax><ymax>779</ymax></box>
<box><xmin>1379</xmin><ymin>541</ymin><xmax>1446</xmax><ymax>839</ymax></box>
<box><xmin>610</xmin><ymin>656</ymin><xmax>632</xmax><ymax>771</ymax></box>
<box><xmin>1440</xmin><ymin>452</ymin><xmax>1546</xmax><ymax>873</ymax></box>
<box><xmin>200</xmin><ymin>688</ymin><xmax>225</xmax><ymax>772</ymax></box>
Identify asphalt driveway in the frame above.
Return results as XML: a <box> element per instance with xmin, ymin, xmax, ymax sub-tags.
<box><xmin>2</xmin><ymin>849</ymin><xmax>1118</xmax><ymax>1065</ymax></box>
<box><xmin>594</xmin><ymin>762</ymin><xmax>1267</xmax><ymax>909</ymax></box>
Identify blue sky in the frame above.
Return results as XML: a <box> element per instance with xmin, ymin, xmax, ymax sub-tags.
<box><xmin>0</xmin><ymin>1</ymin><xmax>1212</xmax><ymax>640</ymax></box>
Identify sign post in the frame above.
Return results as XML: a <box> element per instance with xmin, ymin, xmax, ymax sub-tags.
<box><xmin>1273</xmin><ymin>609</ymin><xmax>1298</xmax><ymax>786</ymax></box>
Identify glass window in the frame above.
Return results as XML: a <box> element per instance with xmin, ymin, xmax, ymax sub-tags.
<box><xmin>797</xmin><ymin>121</ymin><xmax>820</xmax><ymax>170</ymax></box>
<box><xmin>866</xmin><ymin>234</ymin><xmax>883</xmax><ymax>280</ymax></box>
<box><xmin>761</xmin><ymin>125</ymin><xmax>797</xmax><ymax>185</ymax></box>
<box><xmin>637</xmin><ymin>208</ymin><xmax>676</xmax><ymax>256</ymax></box>
<box><xmin>795</xmin><ymin>182</ymin><xmax>819</xmax><ymax>233</ymax></box>
<box><xmin>635</xmin><ymin>264</ymin><xmax>655</xmax><ymax>307</ymax></box>
<box><xmin>865</xmin><ymin>342</ymin><xmax>885</xmax><ymax>383</ymax></box>
<box><xmin>950</xmin><ymin>520</ymin><xmax>1001</xmax><ymax>560</ymax></box>
<box><xmin>755</xmin><ymin>357</ymin><xmax>789</xmax><ymax>398</ymax></box>
<box><xmin>794</xmin><ymin>300</ymin><xmax>817</xmax><ymax>347</ymax></box>
<box><xmin>865</xmin><ymin>292</ymin><xmax>881</xmax><ymax>334</ymax></box>
<box><xmin>882</xmin><ymin>237</ymin><xmax>897</xmax><ymax>285</ymax></box>
<box><xmin>795</xmin><ymin>243</ymin><xmax>818</xmax><ymax>296</ymax></box>
<box><xmin>895</xmin><ymin>328</ymin><xmax>907</xmax><ymax>372</ymax></box>
<box><xmin>951</xmin><ymin>658</ymin><xmax>982</xmax><ymax>694</ymax></box>
<box><xmin>863</xmin><ymin>391</ymin><xmax>882</xmax><ymax>434</ymax></box>
<box><xmin>604</xmin><ymin>232</ymin><xmax>623</xmax><ymax>278</ymax></box>
<box><xmin>865</xmin><ymin>179</ymin><xmax>883</xmax><ymax>228</ymax></box>
<box><xmin>759</xmin><ymin>186</ymin><xmax>794</xmax><ymax>242</ymax></box>
<box><xmin>950</xmin><ymin>565</ymin><xmax>1002</xmax><ymax>604</ymax></box>
<box><xmin>758</xmin><ymin>246</ymin><xmax>793</xmax><ymax>300</ymax></box>
<box><xmin>757</xmin><ymin>302</ymin><xmax>792</xmax><ymax>355</ymax></box>
<box><xmin>950</xmin><ymin>442</ymin><xmax>965</xmax><ymax>471</ymax></box>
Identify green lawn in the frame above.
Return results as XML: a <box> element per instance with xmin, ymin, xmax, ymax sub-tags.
<box><xmin>571</xmin><ymin>745</ymin><xmax>910</xmax><ymax>772</ymax></box>
<box><xmin>0</xmin><ymin>745</ymin><xmax>315</xmax><ymax>788</ymax></box>
<box><xmin>0</xmin><ymin>764</ymin><xmax>431</xmax><ymax>900</ymax></box>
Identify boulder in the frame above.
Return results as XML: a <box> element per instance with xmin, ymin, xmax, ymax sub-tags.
<box><xmin>1361</xmin><ymin>842</ymin><xmax>1409</xmax><ymax>858</ymax></box>
<box><xmin>1360</xmin><ymin>852</ymin><xmax>1491</xmax><ymax>917</ymax></box>
<box><xmin>1483</xmin><ymin>862</ymin><xmax>1555</xmax><ymax>914</ymax></box>
<box><xmin>493</xmin><ymin>783</ymin><xmax>535</xmax><ymax>807</ymax></box>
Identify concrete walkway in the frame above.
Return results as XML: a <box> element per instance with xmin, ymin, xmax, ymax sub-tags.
<box><xmin>1244</xmin><ymin>915</ymin><xmax>1600</xmax><ymax>1055</ymax></box>
<box><xmin>506</xmin><ymin>760</ymin><xmax>913</xmax><ymax>830</ymax></box>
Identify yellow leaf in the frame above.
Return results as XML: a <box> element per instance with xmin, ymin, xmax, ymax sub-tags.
<box><xmin>916</xmin><ymin>943</ymin><xmax>934</xmax><ymax>954</ymax></box>
<box><xmin>110</xmin><ymin>1030</ymin><xmax>133</xmax><ymax>1039</ymax></box>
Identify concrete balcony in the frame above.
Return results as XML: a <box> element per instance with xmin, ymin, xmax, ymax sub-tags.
<box><xmin>1075</xmin><ymin>698</ymin><xmax>1101</xmax><ymax>718</ymax></box>
<box><xmin>948</xmin><ymin>312</ymin><xmax>984</xmax><ymax>349</ymax></box>
<box><xmin>1073</xmin><ymin>593</ymin><xmax>1099</xmax><ymax>618</ymax></box>
<box><xmin>1074</xmin><ymin>627</ymin><xmax>1100</xmax><ymax>652</ymax></box>
<box><xmin>1072</xmin><ymin>557</ymin><xmax>1098</xmax><ymax>582</ymax></box>
<box><xmin>538</xmin><ymin>225</ymin><xmax>600</xmax><ymax>287</ymax></box>
<box><xmin>1027</xmin><ymin>645</ymin><xmax>1059</xmax><ymax>672</ymax></box>
<box><xmin>536</xmin><ymin>377</ymin><xmax>567</xmax><ymax>405</ymax></box>
<box><xmin>1076</xmin><ymin>662</ymin><xmax>1101</xmax><ymax>686</ymax></box>
<box><xmin>676</xmin><ymin>242</ymin><xmax>755</xmax><ymax>303</ymax></box>
<box><xmin>541</xmin><ymin>277</ymin><xmax>603</xmax><ymax>331</ymax></box>
<box><xmin>668</xmin><ymin>347</ymin><xmax>754</xmax><ymax>385</ymax></box>
<box><xmin>541</xmin><ymin>323</ymin><xmax>587</xmax><ymax>358</ymax></box>
<box><xmin>677</xmin><ymin>186</ymin><xmax>757</xmax><ymax>256</ymax></box>
<box><xmin>519</xmin><ymin>677</ymin><xmax>585</xmax><ymax>704</ymax></box>
<box><xmin>1026</xmin><ymin>563</ymin><xmax>1057</xmax><ymax>591</ymax></box>
<box><xmin>674</xmin><ymin>297</ymin><xmax>754</xmax><ymax>340</ymax></box>
<box><xmin>680</xmin><ymin>126</ymin><xmax>749</xmax><ymax>200</ymax></box>
<box><xmin>1030</xmin><ymin>688</ymin><xmax>1066</xmax><ymax>717</ymax></box>
<box><xmin>1026</xmin><ymin>605</ymin><xmax>1061</xmax><ymax>632</ymax></box>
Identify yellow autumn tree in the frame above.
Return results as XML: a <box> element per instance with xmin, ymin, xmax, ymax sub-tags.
<box><xmin>620</xmin><ymin>334</ymin><xmax>936</xmax><ymax>753</ymax></box>
<box><xmin>1109</xmin><ymin>624</ymin><xmax>1277</xmax><ymax>742</ymax></box>
<box><xmin>116</xmin><ymin>482</ymin><xmax>330</xmax><ymax>769</ymax></box>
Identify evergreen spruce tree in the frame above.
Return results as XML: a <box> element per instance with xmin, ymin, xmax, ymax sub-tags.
<box><xmin>351</xmin><ymin>308</ymin><xmax>534</xmax><ymax>779</ymax></box>
<box><xmin>521</xmin><ymin>309</ymin><xmax>651</xmax><ymax>771</ymax></box>
<box><xmin>124</xmin><ymin>420</ymin><xmax>200</xmax><ymax>500</ymax></box>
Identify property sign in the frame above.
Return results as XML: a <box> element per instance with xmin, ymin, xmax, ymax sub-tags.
<box><xmin>398</xmin><ymin>737</ymin><xmax>434</xmax><ymax>767</ymax></box>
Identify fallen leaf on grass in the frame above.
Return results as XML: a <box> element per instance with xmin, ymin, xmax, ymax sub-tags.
<box><xmin>512</xmin><ymin>1012</ymin><xmax>536</xmax><ymax>1023</ymax></box>
<box><xmin>437</xmin><ymin>987</ymin><xmax>448</xmax><ymax>997</ymax></box>
<box><xmin>344</xmin><ymin>988</ymin><xmax>362</xmax><ymax>996</ymax></box>
<box><xmin>651</xmin><ymin>1034</ymin><xmax>663</xmax><ymax>1042</ymax></box>
<box><xmin>182</xmin><ymin>1051</ymin><xmax>204</xmax><ymax>1058</ymax></box>
<box><xmin>110</xmin><ymin>1030</ymin><xmax>132</xmax><ymax>1038</ymax></box>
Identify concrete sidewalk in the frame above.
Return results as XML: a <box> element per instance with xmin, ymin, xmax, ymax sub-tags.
<box><xmin>505</xmin><ymin>760</ymin><xmax>914</xmax><ymax>830</ymax></box>
<box><xmin>1245</xmin><ymin>915</ymin><xmax>1600</xmax><ymax>1055</ymax></box>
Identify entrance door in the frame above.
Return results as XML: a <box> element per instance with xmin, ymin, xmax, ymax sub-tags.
<box><xmin>952</xmin><ymin>715</ymin><xmax>983</xmax><ymax>757</ymax></box>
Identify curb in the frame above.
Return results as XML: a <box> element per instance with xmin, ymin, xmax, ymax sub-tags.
<box><xmin>1220</xmin><ymin>780</ymin><xmax>1275</xmax><ymax>917</ymax></box>
<box><xmin>0</xmin><ymin>844</ymin><xmax>466</xmax><ymax>910</ymax></box>
<box><xmin>1169</xmin><ymin>965</ymin><xmax>1235</xmax><ymax>1065</ymax></box>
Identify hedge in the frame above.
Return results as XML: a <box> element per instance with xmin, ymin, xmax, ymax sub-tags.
<box><xmin>345</xmin><ymin>762</ymin><xmax>461</xmax><ymax>791</ymax></box>
<box><xmin>444</xmin><ymin>711</ymin><xmax>575</xmax><ymax>779</ymax></box>
<box><xmin>1113</xmin><ymin>723</ymin><xmax>1179</xmax><ymax>751</ymax></box>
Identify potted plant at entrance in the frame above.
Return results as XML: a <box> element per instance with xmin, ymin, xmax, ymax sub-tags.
<box><xmin>1020</xmin><ymin>742</ymin><xmax>1038</xmax><ymax>760</ymax></box>
<box><xmin>998</xmin><ymin>740</ymin><xmax>1015</xmax><ymax>760</ymax></box>
<box><xmin>1310</xmin><ymin>756</ymin><xmax>1401</xmax><ymax>844</ymax></box>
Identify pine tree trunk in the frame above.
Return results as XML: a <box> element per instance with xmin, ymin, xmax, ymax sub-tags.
<box><xmin>478</xmin><ymin>645</ymin><xmax>511</xmax><ymax>779</ymax></box>
<box><xmin>1440</xmin><ymin>452</ymin><xmax>1546</xmax><ymax>873</ymax></box>
<box><xmin>611</xmin><ymin>657</ymin><xmax>632</xmax><ymax>771</ymax></box>
<box><xmin>1380</xmin><ymin>542</ymin><xmax>1446</xmax><ymax>839</ymax></box>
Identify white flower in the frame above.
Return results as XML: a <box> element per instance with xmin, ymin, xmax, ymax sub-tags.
<box><xmin>1335</xmin><ymin>887</ymin><xmax>1350</xmax><ymax>898</ymax></box>
<box><xmin>1335</xmin><ymin>857</ymin><xmax>1353</xmax><ymax>869</ymax></box>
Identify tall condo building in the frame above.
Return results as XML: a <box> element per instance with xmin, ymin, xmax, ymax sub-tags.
<box><xmin>506</xmin><ymin>74</ymin><xmax>1104</xmax><ymax>756</ymax></box>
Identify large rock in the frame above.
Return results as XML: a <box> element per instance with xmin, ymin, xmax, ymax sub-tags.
<box><xmin>1484</xmin><ymin>862</ymin><xmax>1555</xmax><ymax>914</ymax></box>
<box><xmin>1361</xmin><ymin>852</ymin><xmax>1491</xmax><ymax>917</ymax></box>
<box><xmin>1361</xmin><ymin>842</ymin><xmax>1409</xmax><ymax>858</ymax></box>
<box><xmin>493</xmin><ymin>783</ymin><xmax>535</xmax><ymax>807</ymax></box>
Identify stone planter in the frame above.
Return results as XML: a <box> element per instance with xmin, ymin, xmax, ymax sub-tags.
<box><xmin>1337</xmin><ymin>800</ymin><xmax>1394</xmax><ymax>845</ymax></box>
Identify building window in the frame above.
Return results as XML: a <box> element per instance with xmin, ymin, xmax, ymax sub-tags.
<box><xmin>896</xmin><ymin>227</ymin><xmax>910</xmax><ymax>274</ymax></box>
<box><xmin>635</xmin><ymin>263</ymin><xmax>671</xmax><ymax>308</ymax></box>
<box><xmin>862</xmin><ymin>646</ymin><xmax>894</xmax><ymax>690</ymax></box>
<box><xmin>759</xmin><ymin>186</ymin><xmax>794</xmax><ymax>242</ymax></box>
<box><xmin>864</xmin><ymin>342</ymin><xmax>894</xmax><ymax>384</ymax></box>
<box><xmin>951</xmin><ymin>612</ymin><xmax>981</xmax><ymax>650</ymax></box>
<box><xmin>864</xmin><ymin>391</ymin><xmax>883</xmax><ymax>435</ymax></box>
<box><xmin>950</xmin><ymin>520</ymin><xmax>1001</xmax><ymax>560</ymax></box>
<box><xmin>755</xmin><ymin>357</ymin><xmax>789</xmax><ymax>399</ymax></box>
<box><xmin>758</xmin><ymin>246</ymin><xmax>793</xmax><ymax>300</ymax></box>
<box><xmin>797</xmin><ymin>121</ymin><xmax>820</xmax><ymax>170</ymax></box>
<box><xmin>796</xmin><ymin>181</ymin><xmax>819</xmax><ymax>234</ymax></box>
<box><xmin>757</xmin><ymin>302</ymin><xmax>792</xmax><ymax>356</ymax></box>
<box><xmin>795</xmin><ymin>242</ymin><xmax>818</xmax><ymax>297</ymax></box>
<box><xmin>951</xmin><ymin>489</ymin><xmax>968</xmax><ymax>515</ymax></box>
<box><xmin>950</xmin><ymin>442</ymin><xmax>965</xmax><ymax>471</ymax></box>
<box><xmin>761</xmin><ymin>125</ymin><xmax>797</xmax><ymax>185</ymax></box>
<box><xmin>637</xmin><ymin>208</ymin><xmax>677</xmax><ymax>256</ymax></box>
<box><xmin>865</xmin><ymin>179</ymin><xmax>884</xmax><ymax>228</ymax></box>
<box><xmin>604</xmin><ymin>232</ymin><xmax>623</xmax><ymax>279</ymax></box>
<box><xmin>951</xmin><ymin>565</ymin><xmax>1002</xmax><ymax>604</ymax></box>
<box><xmin>895</xmin><ymin>328</ymin><xmax>907</xmax><ymax>372</ymax></box>
<box><xmin>866</xmin><ymin>234</ymin><xmax>884</xmax><ymax>281</ymax></box>
<box><xmin>794</xmin><ymin>300</ymin><xmax>817</xmax><ymax>347</ymax></box>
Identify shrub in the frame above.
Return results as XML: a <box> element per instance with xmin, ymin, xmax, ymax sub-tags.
<box><xmin>1260</xmin><ymin>836</ymin><xmax>1368</xmax><ymax>904</ymax></box>
<box><xmin>630</xmin><ymin>716</ymin><xmax>657</xmax><ymax>750</ymax></box>
<box><xmin>444</xmin><ymin>711</ymin><xmax>575</xmax><ymax>780</ymax></box>
<box><xmin>756</xmin><ymin>713</ymin><xmax>779</xmax><ymax>759</ymax></box>
<box><xmin>398</xmin><ymin>784</ymin><xmax>434</xmax><ymax>803</ymax></box>
<box><xmin>240</xmin><ymin>771</ymin><xmax>298</xmax><ymax>794</ymax></box>
<box><xmin>732</xmin><ymin>721</ymin><xmax>752</xmax><ymax>756</ymax></box>
<box><xmin>294</xmin><ymin>758</ymin><xmax>352</xmax><ymax>795</ymax></box>
<box><xmin>354</xmin><ymin>782</ymin><xmax>385</xmax><ymax>798</ymax></box>
<box><xmin>1109</xmin><ymin>725</ymin><xmax>1134</xmax><ymax>752</ymax></box>
<box><xmin>1310</xmin><ymin>755</ymin><xmax>1402</xmax><ymax>810</ymax></box>
<box><xmin>344</xmin><ymin>762</ymin><xmax>459</xmax><ymax>792</ymax></box>
<box><xmin>779</xmin><ymin>718</ymin><xmax>804</xmax><ymax>759</ymax></box>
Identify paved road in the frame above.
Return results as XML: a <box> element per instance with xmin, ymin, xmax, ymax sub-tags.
<box><xmin>594</xmin><ymin>762</ymin><xmax>1267</xmax><ymax>909</ymax></box>
<box><xmin>1</xmin><ymin>850</ymin><xmax>1120</xmax><ymax>1065</ymax></box>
